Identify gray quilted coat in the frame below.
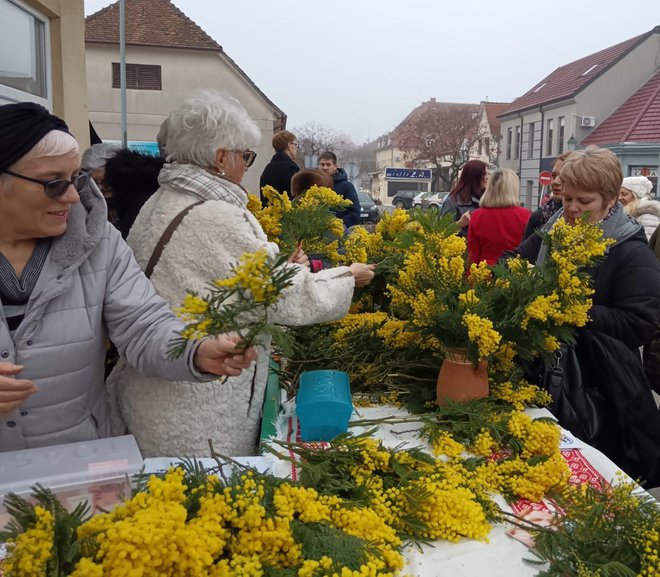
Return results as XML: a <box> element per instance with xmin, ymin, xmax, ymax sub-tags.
<box><xmin>0</xmin><ymin>181</ymin><xmax>198</xmax><ymax>452</ymax></box>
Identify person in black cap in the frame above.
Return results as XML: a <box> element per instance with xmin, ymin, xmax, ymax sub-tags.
<box><xmin>0</xmin><ymin>102</ymin><xmax>256</xmax><ymax>452</ymax></box>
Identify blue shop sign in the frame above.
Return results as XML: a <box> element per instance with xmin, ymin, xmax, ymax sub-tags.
<box><xmin>385</xmin><ymin>167</ymin><xmax>432</xmax><ymax>180</ymax></box>
<box><xmin>104</xmin><ymin>140</ymin><xmax>161</xmax><ymax>157</ymax></box>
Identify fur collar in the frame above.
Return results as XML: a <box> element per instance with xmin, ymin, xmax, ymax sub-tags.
<box><xmin>633</xmin><ymin>198</ymin><xmax>660</xmax><ymax>219</ymax></box>
<box><xmin>50</xmin><ymin>179</ymin><xmax>108</xmax><ymax>270</ymax></box>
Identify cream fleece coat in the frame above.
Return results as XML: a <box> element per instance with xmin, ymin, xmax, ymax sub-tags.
<box><xmin>109</xmin><ymin>164</ymin><xmax>355</xmax><ymax>457</ymax></box>
<box><xmin>630</xmin><ymin>198</ymin><xmax>660</xmax><ymax>241</ymax></box>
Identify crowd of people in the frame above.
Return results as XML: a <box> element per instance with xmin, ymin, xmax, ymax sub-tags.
<box><xmin>0</xmin><ymin>91</ymin><xmax>659</xmax><ymax>483</ymax></box>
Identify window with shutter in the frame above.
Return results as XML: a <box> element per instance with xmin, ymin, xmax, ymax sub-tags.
<box><xmin>112</xmin><ymin>63</ymin><xmax>162</xmax><ymax>90</ymax></box>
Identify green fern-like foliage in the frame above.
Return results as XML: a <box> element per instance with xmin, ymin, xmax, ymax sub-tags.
<box><xmin>291</xmin><ymin>521</ymin><xmax>370</xmax><ymax>571</ymax></box>
<box><xmin>525</xmin><ymin>483</ymin><xmax>660</xmax><ymax>576</ymax></box>
<box><xmin>1</xmin><ymin>484</ymin><xmax>91</xmax><ymax>577</ymax></box>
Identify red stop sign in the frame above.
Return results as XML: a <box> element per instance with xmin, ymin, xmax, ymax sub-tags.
<box><xmin>539</xmin><ymin>171</ymin><xmax>552</xmax><ymax>186</ymax></box>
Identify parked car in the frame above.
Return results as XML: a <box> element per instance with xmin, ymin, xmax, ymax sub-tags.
<box><xmin>412</xmin><ymin>191</ymin><xmax>433</xmax><ymax>208</ymax></box>
<box><xmin>421</xmin><ymin>192</ymin><xmax>449</xmax><ymax>210</ymax></box>
<box><xmin>357</xmin><ymin>191</ymin><xmax>380</xmax><ymax>224</ymax></box>
<box><xmin>391</xmin><ymin>190</ymin><xmax>419</xmax><ymax>209</ymax></box>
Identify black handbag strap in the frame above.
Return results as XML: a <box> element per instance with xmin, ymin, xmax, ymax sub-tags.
<box><xmin>144</xmin><ymin>201</ymin><xmax>204</xmax><ymax>278</ymax></box>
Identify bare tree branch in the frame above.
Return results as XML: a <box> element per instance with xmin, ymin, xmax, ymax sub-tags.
<box><xmin>396</xmin><ymin>104</ymin><xmax>484</xmax><ymax>189</ymax></box>
<box><xmin>292</xmin><ymin>121</ymin><xmax>355</xmax><ymax>167</ymax></box>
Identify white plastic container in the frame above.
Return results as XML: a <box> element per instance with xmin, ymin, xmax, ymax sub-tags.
<box><xmin>0</xmin><ymin>435</ymin><xmax>143</xmax><ymax>530</ymax></box>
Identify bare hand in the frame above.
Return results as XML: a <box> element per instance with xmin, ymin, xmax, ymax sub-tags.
<box><xmin>0</xmin><ymin>363</ymin><xmax>37</xmax><ymax>416</ymax></box>
<box><xmin>349</xmin><ymin>263</ymin><xmax>376</xmax><ymax>287</ymax></box>
<box><xmin>288</xmin><ymin>243</ymin><xmax>310</xmax><ymax>268</ymax></box>
<box><xmin>457</xmin><ymin>211</ymin><xmax>471</xmax><ymax>228</ymax></box>
<box><xmin>194</xmin><ymin>334</ymin><xmax>258</xmax><ymax>377</ymax></box>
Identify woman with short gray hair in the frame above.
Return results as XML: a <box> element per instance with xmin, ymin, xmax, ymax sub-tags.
<box><xmin>112</xmin><ymin>89</ymin><xmax>374</xmax><ymax>458</ymax></box>
<box><xmin>0</xmin><ymin>102</ymin><xmax>255</xmax><ymax>452</ymax></box>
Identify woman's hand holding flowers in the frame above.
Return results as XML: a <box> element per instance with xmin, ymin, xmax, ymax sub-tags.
<box><xmin>193</xmin><ymin>333</ymin><xmax>257</xmax><ymax>376</ymax></box>
<box><xmin>288</xmin><ymin>243</ymin><xmax>310</xmax><ymax>268</ymax></box>
<box><xmin>349</xmin><ymin>263</ymin><xmax>376</xmax><ymax>287</ymax></box>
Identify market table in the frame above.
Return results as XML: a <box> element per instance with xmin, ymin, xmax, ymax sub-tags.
<box><xmin>262</xmin><ymin>401</ymin><xmax>631</xmax><ymax>577</ymax></box>
<box><xmin>0</xmin><ymin>401</ymin><xmax>639</xmax><ymax>576</ymax></box>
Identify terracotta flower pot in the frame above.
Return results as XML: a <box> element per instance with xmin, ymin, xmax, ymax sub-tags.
<box><xmin>436</xmin><ymin>348</ymin><xmax>489</xmax><ymax>405</ymax></box>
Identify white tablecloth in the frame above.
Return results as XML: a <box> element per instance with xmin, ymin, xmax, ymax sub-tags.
<box><xmin>266</xmin><ymin>403</ymin><xmax>630</xmax><ymax>577</ymax></box>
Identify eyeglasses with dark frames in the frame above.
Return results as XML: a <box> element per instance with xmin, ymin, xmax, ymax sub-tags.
<box><xmin>3</xmin><ymin>169</ymin><xmax>91</xmax><ymax>199</ymax></box>
<box><xmin>240</xmin><ymin>150</ymin><xmax>257</xmax><ymax>168</ymax></box>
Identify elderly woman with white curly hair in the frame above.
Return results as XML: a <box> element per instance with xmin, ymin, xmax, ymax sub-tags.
<box><xmin>110</xmin><ymin>90</ymin><xmax>374</xmax><ymax>457</ymax></box>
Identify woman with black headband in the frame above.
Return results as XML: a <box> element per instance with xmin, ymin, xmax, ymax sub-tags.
<box><xmin>0</xmin><ymin>102</ymin><xmax>256</xmax><ymax>452</ymax></box>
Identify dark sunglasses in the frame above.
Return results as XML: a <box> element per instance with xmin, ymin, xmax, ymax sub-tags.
<box><xmin>3</xmin><ymin>169</ymin><xmax>91</xmax><ymax>199</ymax></box>
<box><xmin>241</xmin><ymin>150</ymin><xmax>257</xmax><ymax>168</ymax></box>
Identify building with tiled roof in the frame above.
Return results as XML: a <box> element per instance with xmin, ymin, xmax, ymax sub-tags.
<box><xmin>85</xmin><ymin>0</ymin><xmax>286</xmax><ymax>193</ymax></box>
<box><xmin>477</xmin><ymin>101</ymin><xmax>511</xmax><ymax>166</ymax></box>
<box><xmin>498</xmin><ymin>25</ymin><xmax>660</xmax><ymax>207</ymax></box>
<box><xmin>482</xmin><ymin>102</ymin><xmax>510</xmax><ymax>142</ymax></box>
<box><xmin>373</xmin><ymin>98</ymin><xmax>480</xmax><ymax>201</ymax></box>
<box><xmin>582</xmin><ymin>70</ymin><xmax>660</xmax><ymax>146</ymax></box>
<box><xmin>371</xmin><ymin>99</ymin><xmax>511</xmax><ymax>200</ymax></box>
<box><xmin>581</xmin><ymin>71</ymin><xmax>660</xmax><ymax>195</ymax></box>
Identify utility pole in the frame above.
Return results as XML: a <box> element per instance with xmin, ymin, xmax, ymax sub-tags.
<box><xmin>119</xmin><ymin>0</ymin><xmax>127</xmax><ymax>148</ymax></box>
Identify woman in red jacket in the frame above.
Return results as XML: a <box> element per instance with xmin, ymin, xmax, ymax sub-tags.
<box><xmin>467</xmin><ymin>168</ymin><xmax>531</xmax><ymax>265</ymax></box>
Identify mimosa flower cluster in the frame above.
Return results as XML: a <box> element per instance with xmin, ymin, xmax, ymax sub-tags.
<box><xmin>5</xmin><ymin>411</ymin><xmax>652</xmax><ymax>577</ymax></box>
<box><xmin>170</xmin><ymin>249</ymin><xmax>298</xmax><ymax>358</ymax></box>
<box><xmin>520</xmin><ymin>479</ymin><xmax>660</xmax><ymax>576</ymax></box>
<box><xmin>250</xmin><ymin>185</ymin><xmax>349</xmax><ymax>264</ymax></box>
<box><xmin>3</xmin><ymin>465</ymin><xmax>405</xmax><ymax>577</ymax></box>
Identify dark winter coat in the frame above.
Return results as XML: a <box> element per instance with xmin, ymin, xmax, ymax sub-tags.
<box><xmin>509</xmin><ymin>204</ymin><xmax>660</xmax><ymax>349</ymax></box>
<box><xmin>332</xmin><ymin>168</ymin><xmax>361</xmax><ymax>228</ymax></box>
<box><xmin>643</xmin><ymin>223</ymin><xmax>660</xmax><ymax>397</ymax></box>
<box><xmin>507</xmin><ymin>205</ymin><xmax>660</xmax><ymax>483</ymax></box>
<box><xmin>522</xmin><ymin>199</ymin><xmax>561</xmax><ymax>241</ymax></box>
<box><xmin>259</xmin><ymin>152</ymin><xmax>300</xmax><ymax>201</ymax></box>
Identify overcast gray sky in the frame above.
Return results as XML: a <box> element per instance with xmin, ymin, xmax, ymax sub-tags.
<box><xmin>84</xmin><ymin>0</ymin><xmax>659</xmax><ymax>145</ymax></box>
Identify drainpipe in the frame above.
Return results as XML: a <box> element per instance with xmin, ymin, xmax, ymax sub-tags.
<box><xmin>538</xmin><ymin>108</ymin><xmax>545</xmax><ymax>206</ymax></box>
<box><xmin>518</xmin><ymin>115</ymin><xmax>523</xmax><ymax>177</ymax></box>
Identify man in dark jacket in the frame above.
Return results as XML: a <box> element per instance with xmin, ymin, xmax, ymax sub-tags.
<box><xmin>259</xmin><ymin>130</ymin><xmax>300</xmax><ymax>202</ymax></box>
<box><xmin>318</xmin><ymin>151</ymin><xmax>361</xmax><ymax>228</ymax></box>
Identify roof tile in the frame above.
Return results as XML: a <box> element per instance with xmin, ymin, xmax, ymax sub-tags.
<box><xmin>500</xmin><ymin>29</ymin><xmax>655</xmax><ymax>116</ymax></box>
<box><xmin>582</xmin><ymin>70</ymin><xmax>660</xmax><ymax>145</ymax></box>
<box><xmin>392</xmin><ymin>99</ymin><xmax>479</xmax><ymax>144</ymax></box>
<box><xmin>482</xmin><ymin>102</ymin><xmax>510</xmax><ymax>138</ymax></box>
<box><xmin>85</xmin><ymin>0</ymin><xmax>221</xmax><ymax>51</ymax></box>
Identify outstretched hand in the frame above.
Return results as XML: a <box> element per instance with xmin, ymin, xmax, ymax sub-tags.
<box><xmin>349</xmin><ymin>263</ymin><xmax>376</xmax><ymax>287</ymax></box>
<box><xmin>0</xmin><ymin>363</ymin><xmax>37</xmax><ymax>416</ymax></box>
<box><xmin>288</xmin><ymin>243</ymin><xmax>310</xmax><ymax>268</ymax></box>
<box><xmin>194</xmin><ymin>334</ymin><xmax>257</xmax><ymax>377</ymax></box>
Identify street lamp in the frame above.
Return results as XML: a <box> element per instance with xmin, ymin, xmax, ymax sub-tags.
<box><xmin>567</xmin><ymin>135</ymin><xmax>578</xmax><ymax>151</ymax></box>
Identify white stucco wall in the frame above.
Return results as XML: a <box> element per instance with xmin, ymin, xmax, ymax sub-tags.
<box><xmin>86</xmin><ymin>43</ymin><xmax>282</xmax><ymax>194</ymax></box>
